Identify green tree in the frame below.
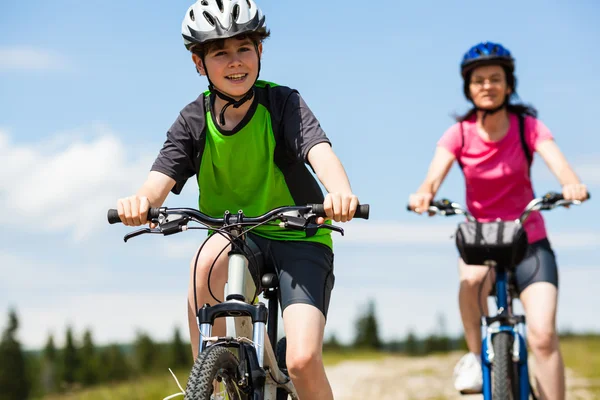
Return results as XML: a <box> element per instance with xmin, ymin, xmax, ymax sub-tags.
<box><xmin>134</xmin><ymin>331</ymin><xmax>158</xmax><ymax>373</ymax></box>
<box><xmin>60</xmin><ymin>326</ymin><xmax>79</xmax><ymax>386</ymax></box>
<box><xmin>79</xmin><ymin>329</ymin><xmax>99</xmax><ymax>386</ymax></box>
<box><xmin>423</xmin><ymin>334</ymin><xmax>451</xmax><ymax>354</ymax></box>
<box><xmin>353</xmin><ymin>300</ymin><xmax>382</xmax><ymax>350</ymax></box>
<box><xmin>98</xmin><ymin>344</ymin><xmax>130</xmax><ymax>382</ymax></box>
<box><xmin>323</xmin><ymin>333</ymin><xmax>343</xmax><ymax>352</ymax></box>
<box><xmin>170</xmin><ymin>326</ymin><xmax>190</xmax><ymax>369</ymax></box>
<box><xmin>404</xmin><ymin>329</ymin><xmax>419</xmax><ymax>356</ymax></box>
<box><xmin>41</xmin><ymin>334</ymin><xmax>58</xmax><ymax>393</ymax></box>
<box><xmin>0</xmin><ymin>309</ymin><xmax>31</xmax><ymax>400</ymax></box>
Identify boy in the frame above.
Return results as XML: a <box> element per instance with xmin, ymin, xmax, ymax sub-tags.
<box><xmin>116</xmin><ymin>1</ymin><xmax>360</xmax><ymax>398</ymax></box>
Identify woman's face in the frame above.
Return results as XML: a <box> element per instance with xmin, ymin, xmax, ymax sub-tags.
<box><xmin>468</xmin><ymin>65</ymin><xmax>512</xmax><ymax>110</ymax></box>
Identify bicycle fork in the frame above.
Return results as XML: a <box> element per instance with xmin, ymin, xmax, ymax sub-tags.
<box><xmin>481</xmin><ymin>321</ymin><xmax>531</xmax><ymax>399</ymax></box>
<box><xmin>197</xmin><ymin>252</ymin><xmax>266</xmax><ymax>361</ymax></box>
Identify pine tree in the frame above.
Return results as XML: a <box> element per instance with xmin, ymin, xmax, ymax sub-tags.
<box><xmin>98</xmin><ymin>344</ymin><xmax>131</xmax><ymax>382</ymax></box>
<box><xmin>79</xmin><ymin>329</ymin><xmax>98</xmax><ymax>386</ymax></box>
<box><xmin>41</xmin><ymin>334</ymin><xmax>58</xmax><ymax>393</ymax></box>
<box><xmin>323</xmin><ymin>333</ymin><xmax>343</xmax><ymax>351</ymax></box>
<box><xmin>353</xmin><ymin>300</ymin><xmax>382</xmax><ymax>350</ymax></box>
<box><xmin>61</xmin><ymin>326</ymin><xmax>79</xmax><ymax>386</ymax></box>
<box><xmin>170</xmin><ymin>326</ymin><xmax>190</xmax><ymax>369</ymax></box>
<box><xmin>404</xmin><ymin>329</ymin><xmax>419</xmax><ymax>356</ymax></box>
<box><xmin>0</xmin><ymin>309</ymin><xmax>31</xmax><ymax>399</ymax></box>
<box><xmin>134</xmin><ymin>331</ymin><xmax>158</xmax><ymax>373</ymax></box>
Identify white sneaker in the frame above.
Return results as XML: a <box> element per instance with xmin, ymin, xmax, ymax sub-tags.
<box><xmin>210</xmin><ymin>392</ymin><xmax>226</xmax><ymax>400</ymax></box>
<box><xmin>453</xmin><ymin>352</ymin><xmax>483</xmax><ymax>394</ymax></box>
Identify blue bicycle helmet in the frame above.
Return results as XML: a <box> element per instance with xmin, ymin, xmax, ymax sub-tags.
<box><xmin>460</xmin><ymin>42</ymin><xmax>514</xmax><ymax>78</ymax></box>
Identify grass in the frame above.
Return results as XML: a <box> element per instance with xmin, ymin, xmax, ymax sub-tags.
<box><xmin>560</xmin><ymin>336</ymin><xmax>600</xmax><ymax>396</ymax></box>
<box><xmin>561</xmin><ymin>335</ymin><xmax>600</xmax><ymax>380</ymax></box>
<box><xmin>322</xmin><ymin>348</ymin><xmax>386</xmax><ymax>366</ymax></box>
<box><xmin>43</xmin><ymin>369</ymin><xmax>189</xmax><ymax>400</ymax></box>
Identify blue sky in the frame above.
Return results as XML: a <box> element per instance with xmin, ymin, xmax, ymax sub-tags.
<box><xmin>1</xmin><ymin>0</ymin><xmax>599</xmax><ymax>349</ymax></box>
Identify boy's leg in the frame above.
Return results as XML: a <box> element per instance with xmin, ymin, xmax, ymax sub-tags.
<box><xmin>283</xmin><ymin>304</ymin><xmax>332</xmax><ymax>400</ymax></box>
<box><xmin>255</xmin><ymin>234</ymin><xmax>335</xmax><ymax>400</ymax></box>
<box><xmin>187</xmin><ymin>234</ymin><xmax>232</xmax><ymax>359</ymax></box>
<box><xmin>232</xmin><ymin>234</ymin><xmax>335</xmax><ymax>398</ymax></box>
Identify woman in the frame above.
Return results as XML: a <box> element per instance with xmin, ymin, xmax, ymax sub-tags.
<box><xmin>408</xmin><ymin>42</ymin><xmax>588</xmax><ymax>399</ymax></box>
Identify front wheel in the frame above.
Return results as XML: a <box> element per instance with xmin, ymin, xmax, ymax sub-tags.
<box><xmin>492</xmin><ymin>332</ymin><xmax>520</xmax><ymax>400</ymax></box>
<box><xmin>185</xmin><ymin>345</ymin><xmax>248</xmax><ymax>400</ymax></box>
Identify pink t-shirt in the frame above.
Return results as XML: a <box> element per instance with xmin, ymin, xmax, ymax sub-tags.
<box><xmin>438</xmin><ymin>113</ymin><xmax>554</xmax><ymax>244</ymax></box>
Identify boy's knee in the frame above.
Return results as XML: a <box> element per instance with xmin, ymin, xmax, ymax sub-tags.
<box><xmin>286</xmin><ymin>348</ymin><xmax>322</xmax><ymax>379</ymax></box>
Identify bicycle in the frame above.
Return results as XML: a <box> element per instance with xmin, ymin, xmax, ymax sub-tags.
<box><xmin>108</xmin><ymin>203</ymin><xmax>369</xmax><ymax>400</ymax></box>
<box><xmin>409</xmin><ymin>191</ymin><xmax>589</xmax><ymax>399</ymax></box>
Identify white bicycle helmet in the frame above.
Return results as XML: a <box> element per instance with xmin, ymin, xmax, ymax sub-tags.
<box><xmin>182</xmin><ymin>0</ymin><xmax>266</xmax><ymax>50</ymax></box>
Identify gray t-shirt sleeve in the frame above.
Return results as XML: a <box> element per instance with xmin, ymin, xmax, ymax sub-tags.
<box><xmin>281</xmin><ymin>91</ymin><xmax>331</xmax><ymax>163</ymax></box>
<box><xmin>151</xmin><ymin>113</ymin><xmax>197</xmax><ymax>194</ymax></box>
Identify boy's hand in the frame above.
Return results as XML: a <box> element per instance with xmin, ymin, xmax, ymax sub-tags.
<box><xmin>117</xmin><ymin>195</ymin><xmax>156</xmax><ymax>228</ymax></box>
<box><xmin>319</xmin><ymin>192</ymin><xmax>359</xmax><ymax>223</ymax></box>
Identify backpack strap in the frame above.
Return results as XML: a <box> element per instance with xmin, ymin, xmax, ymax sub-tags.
<box><xmin>518</xmin><ymin>114</ymin><xmax>533</xmax><ymax>176</ymax></box>
<box><xmin>457</xmin><ymin>121</ymin><xmax>465</xmax><ymax>170</ymax></box>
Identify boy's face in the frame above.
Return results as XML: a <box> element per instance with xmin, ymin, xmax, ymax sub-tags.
<box><xmin>193</xmin><ymin>37</ymin><xmax>262</xmax><ymax>99</ymax></box>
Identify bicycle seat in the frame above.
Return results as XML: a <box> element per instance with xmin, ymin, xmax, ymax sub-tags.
<box><xmin>261</xmin><ymin>273</ymin><xmax>279</xmax><ymax>289</ymax></box>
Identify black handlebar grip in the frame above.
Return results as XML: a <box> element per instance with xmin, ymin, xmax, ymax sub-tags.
<box><xmin>107</xmin><ymin>208</ymin><xmax>162</xmax><ymax>224</ymax></box>
<box><xmin>147</xmin><ymin>208</ymin><xmax>161</xmax><ymax>219</ymax></box>
<box><xmin>310</xmin><ymin>204</ymin><xmax>370</xmax><ymax>219</ymax></box>
<box><xmin>107</xmin><ymin>209</ymin><xmax>121</xmax><ymax>224</ymax></box>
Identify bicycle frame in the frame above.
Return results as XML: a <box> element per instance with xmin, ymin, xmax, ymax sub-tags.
<box><xmin>107</xmin><ymin>202</ymin><xmax>368</xmax><ymax>400</ymax></box>
<box><xmin>480</xmin><ymin>262</ymin><xmax>530</xmax><ymax>399</ymax></box>
<box><xmin>412</xmin><ymin>192</ymin><xmax>590</xmax><ymax>400</ymax></box>
<box><xmin>196</xmin><ymin>234</ymin><xmax>297</xmax><ymax>400</ymax></box>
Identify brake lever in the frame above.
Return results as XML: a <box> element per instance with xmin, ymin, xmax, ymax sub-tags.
<box><xmin>305</xmin><ymin>223</ymin><xmax>344</xmax><ymax>237</ymax></box>
<box><xmin>123</xmin><ymin>228</ymin><xmax>162</xmax><ymax>242</ymax></box>
<box><xmin>279</xmin><ymin>215</ymin><xmax>345</xmax><ymax>237</ymax></box>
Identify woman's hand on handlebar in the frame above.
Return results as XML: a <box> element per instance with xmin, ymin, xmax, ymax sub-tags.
<box><xmin>319</xmin><ymin>192</ymin><xmax>360</xmax><ymax>223</ymax></box>
<box><xmin>116</xmin><ymin>195</ymin><xmax>157</xmax><ymax>228</ymax></box>
<box><xmin>562</xmin><ymin>183</ymin><xmax>589</xmax><ymax>203</ymax></box>
<box><xmin>408</xmin><ymin>192</ymin><xmax>433</xmax><ymax>215</ymax></box>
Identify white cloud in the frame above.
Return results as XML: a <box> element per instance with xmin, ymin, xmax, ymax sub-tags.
<box><xmin>0</xmin><ymin>127</ymin><xmax>153</xmax><ymax>240</ymax></box>
<box><xmin>0</xmin><ymin>46</ymin><xmax>70</xmax><ymax>71</ymax></box>
<box><xmin>0</xmin><ymin>251</ymin><xmax>111</xmax><ymax>291</ymax></box>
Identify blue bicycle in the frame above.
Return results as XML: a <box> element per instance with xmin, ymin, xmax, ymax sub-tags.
<box><xmin>420</xmin><ymin>191</ymin><xmax>589</xmax><ymax>399</ymax></box>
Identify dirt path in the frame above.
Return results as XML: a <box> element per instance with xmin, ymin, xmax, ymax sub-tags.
<box><xmin>326</xmin><ymin>352</ymin><xmax>597</xmax><ymax>400</ymax></box>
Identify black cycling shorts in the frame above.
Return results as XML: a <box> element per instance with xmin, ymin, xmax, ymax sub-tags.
<box><xmin>246</xmin><ymin>233</ymin><xmax>335</xmax><ymax>318</ymax></box>
<box><xmin>514</xmin><ymin>238</ymin><xmax>559</xmax><ymax>292</ymax></box>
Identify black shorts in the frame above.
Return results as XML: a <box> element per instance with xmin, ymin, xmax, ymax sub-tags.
<box><xmin>246</xmin><ymin>233</ymin><xmax>335</xmax><ymax>318</ymax></box>
<box><xmin>514</xmin><ymin>238</ymin><xmax>559</xmax><ymax>293</ymax></box>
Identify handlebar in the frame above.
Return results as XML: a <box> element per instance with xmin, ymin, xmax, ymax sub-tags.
<box><xmin>407</xmin><ymin>191</ymin><xmax>590</xmax><ymax>224</ymax></box>
<box><xmin>107</xmin><ymin>203</ymin><xmax>370</xmax><ymax>242</ymax></box>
